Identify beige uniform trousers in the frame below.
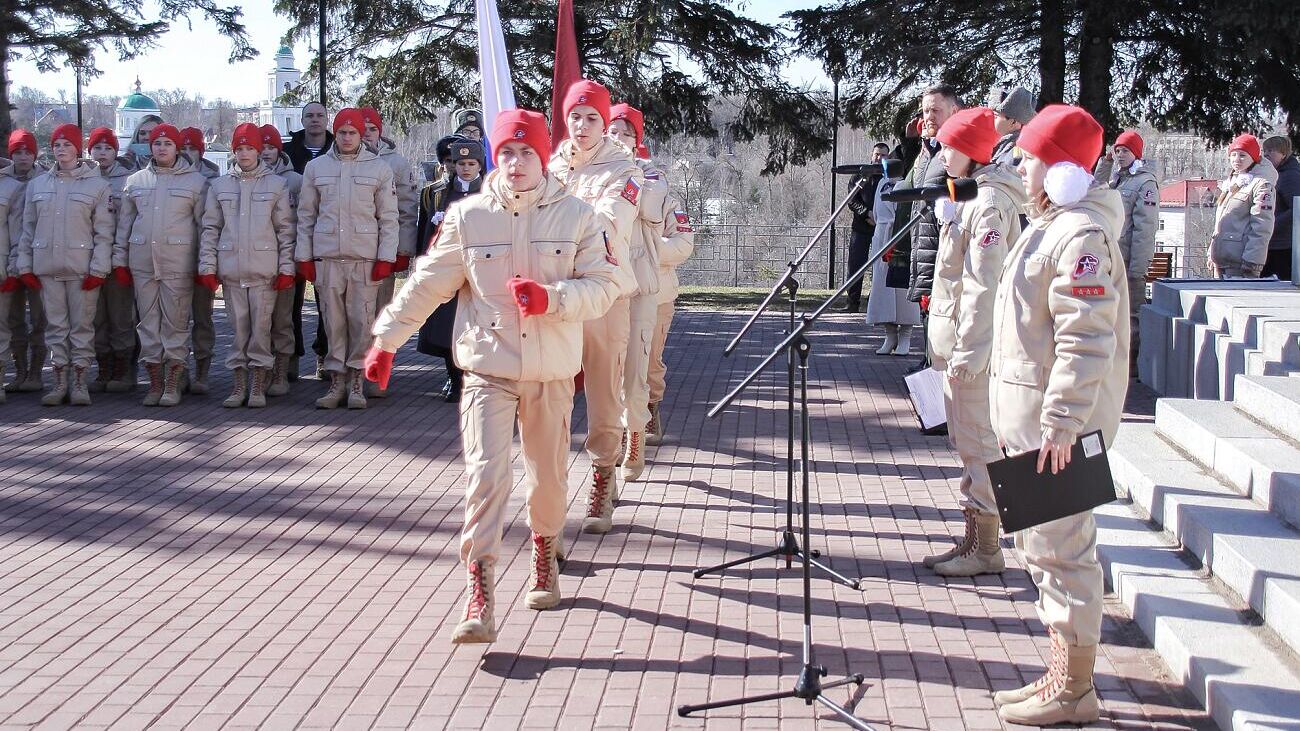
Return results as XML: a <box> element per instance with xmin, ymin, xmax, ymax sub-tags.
<box><xmin>39</xmin><ymin>278</ymin><xmax>98</xmax><ymax>369</ymax></box>
<box><xmin>460</xmin><ymin>372</ymin><xmax>575</xmax><ymax>564</ymax></box>
<box><xmin>648</xmin><ymin>302</ymin><xmax>674</xmax><ymax>404</ymax></box>
<box><xmin>7</xmin><ymin>287</ymin><xmax>47</xmax><ymax>358</ymax></box>
<box><xmin>136</xmin><ymin>277</ymin><xmax>193</xmax><ymax>365</ymax></box>
<box><xmin>582</xmin><ymin>297</ymin><xmax>631</xmax><ymax>467</ymax></box>
<box><xmin>941</xmin><ymin>372</ymin><xmax>1000</xmax><ymax>515</ymax></box>
<box><xmin>316</xmin><ymin>259</ymin><xmax>379</xmax><ymax>373</ymax></box>
<box><xmin>93</xmin><ymin>279</ymin><xmax>136</xmax><ymax>357</ymax></box>
<box><xmin>191</xmin><ymin>287</ymin><xmax>215</xmax><ymax>363</ymax></box>
<box><xmin>271</xmin><ymin>288</ymin><xmax>295</xmax><ymax>357</ymax></box>
<box><xmin>623</xmin><ymin>293</ymin><xmax>658</xmax><ymax>436</ymax></box>
<box><xmin>224</xmin><ymin>282</ymin><xmax>276</xmax><ymax>371</ymax></box>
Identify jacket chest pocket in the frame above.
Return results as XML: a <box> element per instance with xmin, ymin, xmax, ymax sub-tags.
<box><xmin>217</xmin><ymin>192</ymin><xmax>239</xmax><ymax>214</ymax></box>
<box><xmin>64</xmin><ymin>193</ymin><xmax>96</xmax><ymax>249</ymax></box>
<box><xmin>533</xmin><ymin>240</ymin><xmax>576</xmax><ymax>282</ymax></box>
<box><xmin>29</xmin><ymin>193</ymin><xmax>53</xmax><ymax>246</ymax></box>
<box><xmin>351</xmin><ymin>176</ymin><xmax>378</xmax><ymax>216</ymax></box>
<box><xmin>464</xmin><ymin>243</ymin><xmax>513</xmax><ymax>296</ymax></box>
<box><xmin>251</xmin><ymin>193</ymin><xmax>276</xmax><ymax>244</ymax></box>
<box><xmin>167</xmin><ymin>188</ymin><xmax>197</xmax><ymax>219</ymax></box>
<box><xmin>1014</xmin><ymin>253</ymin><xmax>1055</xmax><ymax>305</ymax></box>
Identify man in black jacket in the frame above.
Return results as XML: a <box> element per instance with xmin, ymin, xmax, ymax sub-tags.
<box><xmin>844</xmin><ymin>142</ymin><xmax>890</xmax><ymax>312</ymax></box>
<box><xmin>1263</xmin><ymin>136</ymin><xmax>1299</xmax><ymax>281</ymax></box>
<box><xmin>283</xmin><ymin>102</ymin><xmax>335</xmax><ymax>379</ymax></box>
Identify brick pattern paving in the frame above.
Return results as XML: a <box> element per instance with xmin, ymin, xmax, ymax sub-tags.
<box><xmin>0</xmin><ymin>304</ymin><xmax>1212</xmax><ymax>730</ymax></box>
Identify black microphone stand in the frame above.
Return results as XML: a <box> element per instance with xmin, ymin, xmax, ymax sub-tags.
<box><xmin>678</xmin><ymin>197</ymin><xmax>931</xmax><ymax>729</ymax></box>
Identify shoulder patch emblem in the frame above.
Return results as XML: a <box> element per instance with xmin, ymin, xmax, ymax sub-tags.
<box><xmin>1072</xmin><ymin>253</ymin><xmax>1100</xmax><ymax>280</ymax></box>
<box><xmin>674</xmin><ymin>210</ymin><xmax>694</xmax><ymax>233</ymax></box>
<box><xmin>979</xmin><ymin>229</ymin><xmax>1002</xmax><ymax>248</ymax></box>
<box><xmin>1071</xmin><ymin>286</ymin><xmax>1106</xmax><ymax>297</ymax></box>
<box><xmin>621</xmin><ymin>177</ymin><xmax>640</xmax><ymax>205</ymax></box>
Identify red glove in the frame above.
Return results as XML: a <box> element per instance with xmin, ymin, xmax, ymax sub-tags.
<box><xmin>574</xmin><ymin>370</ymin><xmax>585</xmax><ymax>394</ymax></box>
<box><xmin>113</xmin><ymin>266</ymin><xmax>133</xmax><ymax>287</ymax></box>
<box><xmin>297</xmin><ymin>261</ymin><xmax>316</xmax><ymax>283</ymax></box>
<box><xmin>81</xmin><ymin>274</ymin><xmax>106</xmax><ymax>291</ymax></box>
<box><xmin>393</xmin><ymin>254</ymin><xmax>411</xmax><ymax>273</ymax></box>
<box><xmin>195</xmin><ymin>273</ymin><xmax>221</xmax><ymax>292</ymax></box>
<box><xmin>882</xmin><ymin>248</ymin><xmax>893</xmax><ymax>264</ymax></box>
<box><xmin>19</xmin><ymin>273</ymin><xmax>41</xmax><ymax>291</ymax></box>
<box><xmin>508</xmin><ymin>277</ymin><xmax>549</xmax><ymax>317</ymax></box>
<box><xmin>272</xmin><ymin>273</ymin><xmax>295</xmax><ymax>291</ymax></box>
<box><xmin>920</xmin><ymin>294</ymin><xmax>930</xmax><ymax>313</ymax></box>
<box><xmin>363</xmin><ymin>346</ymin><xmax>395</xmax><ymax>390</ymax></box>
<box><xmin>371</xmin><ymin>260</ymin><xmax>393</xmax><ymax>282</ymax></box>
<box><xmin>0</xmin><ymin>276</ymin><xmax>18</xmax><ymax>293</ymax></box>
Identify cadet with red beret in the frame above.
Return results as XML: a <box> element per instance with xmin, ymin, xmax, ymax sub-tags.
<box><xmin>260</xmin><ymin>124</ymin><xmax>303</xmax><ymax>397</ymax></box>
<box><xmin>2</xmin><ymin>129</ymin><xmax>48</xmax><ymax>394</ymax></box>
<box><xmin>1210</xmin><ymin>133</ymin><xmax>1277</xmax><ymax>278</ymax></box>
<box><xmin>86</xmin><ymin>126</ymin><xmax>138</xmax><ymax>393</ymax></box>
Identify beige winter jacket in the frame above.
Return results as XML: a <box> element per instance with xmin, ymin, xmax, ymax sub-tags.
<box><xmin>100</xmin><ymin>159</ymin><xmax>133</xmax><ymax>217</ymax></box>
<box><xmin>654</xmin><ymin>194</ymin><xmax>695</xmax><ymax>306</ymax></box>
<box><xmin>928</xmin><ymin>162</ymin><xmax>1026</xmax><ymax>378</ymax></box>
<box><xmin>626</xmin><ymin>159</ymin><xmax>671</xmax><ymax>296</ymax></box>
<box><xmin>1095</xmin><ymin>157</ymin><xmax>1160</xmax><ymax>278</ymax></box>
<box><xmin>1211</xmin><ymin>160</ymin><xmax>1278</xmax><ymax>271</ymax></box>
<box><xmin>295</xmin><ymin>145</ymin><xmax>399</xmax><ymax>264</ymax></box>
<box><xmin>989</xmin><ymin>186</ymin><xmax>1130</xmax><ymax>452</ymax></box>
<box><xmin>114</xmin><ymin>157</ymin><xmax>209</xmax><ymax>280</ymax></box>
<box><xmin>1</xmin><ymin>161</ymin><xmax>41</xmax><ymax>278</ymax></box>
<box><xmin>16</xmin><ymin>161</ymin><xmax>114</xmax><ymax>281</ymax></box>
<box><xmin>548</xmin><ymin>137</ymin><xmax>643</xmax><ymax>296</ymax></box>
<box><xmin>372</xmin><ymin>171</ymin><xmax>622</xmax><ymax>382</ymax></box>
<box><xmin>270</xmin><ymin>153</ymin><xmax>303</xmax><ymax>208</ymax></box>
<box><xmin>374</xmin><ymin>138</ymin><xmax>420</xmax><ymax>256</ymax></box>
<box><xmin>198</xmin><ymin>162</ymin><xmax>295</xmax><ymax>285</ymax></box>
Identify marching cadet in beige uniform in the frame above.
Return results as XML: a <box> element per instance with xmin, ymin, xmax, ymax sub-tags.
<box><xmin>924</xmin><ymin>108</ymin><xmax>1025</xmax><ymax>578</ymax></box>
<box><xmin>607</xmin><ymin>103</ymin><xmax>666</xmax><ymax>482</ymax></box>
<box><xmin>198</xmin><ymin>123</ymin><xmax>296</xmax><ymax>408</ymax></box>
<box><xmin>295</xmin><ymin>108</ymin><xmax>399</xmax><ymax>410</ymax></box>
<box><xmin>548</xmin><ymin>80</ymin><xmax>643</xmax><ymax>534</ymax></box>
<box><xmin>87</xmin><ymin>127</ymin><xmax>138</xmax><ymax>393</ymax></box>
<box><xmin>0</xmin><ymin>156</ymin><xmax>12</xmax><ymax>399</ymax></box>
<box><xmin>261</xmin><ymin>124</ymin><xmax>302</xmax><ymax>397</ymax></box>
<box><xmin>180</xmin><ymin>127</ymin><xmax>219</xmax><ymax>393</ymax></box>
<box><xmin>988</xmin><ymin>105</ymin><xmax>1128</xmax><ymax>726</ymax></box>
<box><xmin>15</xmin><ymin>125</ymin><xmax>114</xmax><ymax>406</ymax></box>
<box><xmin>646</xmin><ymin>191</ymin><xmax>694</xmax><ymax>445</ymax></box>
<box><xmin>1094</xmin><ymin>130</ymin><xmax>1158</xmax><ymax>363</ymax></box>
<box><xmin>1210</xmin><ymin>134</ymin><xmax>1277</xmax><ymax>278</ymax></box>
<box><xmin>3</xmin><ymin>130</ymin><xmax>48</xmax><ymax>393</ymax></box>
<box><xmin>366</xmin><ymin>110</ymin><xmax>621</xmax><ymax>643</ymax></box>
<box><xmin>115</xmin><ymin>124</ymin><xmax>208</xmax><ymax>406</ymax></box>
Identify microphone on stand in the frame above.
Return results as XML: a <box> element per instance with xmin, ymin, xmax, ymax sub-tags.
<box><xmin>881</xmin><ymin>177</ymin><xmax>979</xmax><ymax>203</ymax></box>
<box><xmin>831</xmin><ymin>158</ymin><xmax>900</xmax><ymax>178</ymax></box>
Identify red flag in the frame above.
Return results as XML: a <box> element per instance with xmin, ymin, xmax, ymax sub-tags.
<box><xmin>551</xmin><ymin>0</ymin><xmax>582</xmax><ymax>151</ymax></box>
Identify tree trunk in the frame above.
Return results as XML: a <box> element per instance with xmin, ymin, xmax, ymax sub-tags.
<box><xmin>1038</xmin><ymin>0</ymin><xmax>1066</xmax><ymax>106</ymax></box>
<box><xmin>1076</xmin><ymin>0</ymin><xmax>1117</xmax><ymax>134</ymax></box>
<box><xmin>0</xmin><ymin>34</ymin><xmax>13</xmax><ymax>140</ymax></box>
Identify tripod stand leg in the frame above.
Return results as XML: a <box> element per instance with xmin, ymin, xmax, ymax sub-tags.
<box><xmin>693</xmin><ymin>545</ymin><xmax>785</xmax><ymax>579</ymax></box>
<box><xmin>677</xmin><ymin>687</ymin><xmax>800</xmax><ymax>717</ymax></box>
<box><xmin>803</xmin><ymin>554</ymin><xmax>862</xmax><ymax>590</ymax></box>
<box><xmin>815</xmin><ymin>686</ymin><xmax>873</xmax><ymax>731</ymax></box>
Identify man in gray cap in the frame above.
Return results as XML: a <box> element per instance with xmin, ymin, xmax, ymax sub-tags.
<box><xmin>453</xmin><ymin>109</ymin><xmax>484</xmax><ymax>141</ymax></box>
<box><xmin>988</xmin><ymin>86</ymin><xmax>1036</xmax><ymax>167</ymax></box>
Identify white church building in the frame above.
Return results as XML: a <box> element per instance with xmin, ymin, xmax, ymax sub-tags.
<box><xmin>259</xmin><ymin>45</ymin><xmax>305</xmax><ymax>136</ymax></box>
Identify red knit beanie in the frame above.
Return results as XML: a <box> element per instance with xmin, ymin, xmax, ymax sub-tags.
<box><xmin>50</xmin><ymin>124</ymin><xmax>83</xmax><ymax>157</ymax></box>
<box><xmin>610</xmin><ymin>103</ymin><xmax>645</xmax><ymax>146</ymax></box>
<box><xmin>1017</xmin><ymin>104</ymin><xmax>1103</xmax><ymax>169</ymax></box>
<box><xmin>8</xmin><ymin>129</ymin><xmax>37</xmax><ymax>156</ymax></box>
<box><xmin>149</xmin><ymin>124</ymin><xmax>182</xmax><ymax>146</ymax></box>
<box><xmin>491</xmin><ymin>109</ymin><xmax>551</xmax><ymax>169</ymax></box>
<box><xmin>562</xmin><ymin>80</ymin><xmax>613</xmax><ymax>128</ymax></box>
<box><xmin>359</xmin><ymin>107</ymin><xmax>383</xmax><ymax>135</ymax></box>
<box><xmin>333</xmin><ymin>108</ymin><xmax>365</xmax><ymax>135</ymax></box>
<box><xmin>1228</xmin><ymin>134</ymin><xmax>1261</xmax><ymax>164</ymax></box>
<box><xmin>1114</xmin><ymin>130</ymin><xmax>1144</xmax><ymax>160</ymax></box>
<box><xmin>87</xmin><ymin>127</ymin><xmax>118</xmax><ymax>152</ymax></box>
<box><xmin>180</xmin><ymin>127</ymin><xmax>205</xmax><ymax>155</ymax></box>
<box><xmin>936</xmin><ymin>107</ymin><xmax>999</xmax><ymax>166</ymax></box>
<box><xmin>231</xmin><ymin>123</ymin><xmax>261</xmax><ymax>150</ymax></box>
<box><xmin>259</xmin><ymin>124</ymin><xmax>284</xmax><ymax>152</ymax></box>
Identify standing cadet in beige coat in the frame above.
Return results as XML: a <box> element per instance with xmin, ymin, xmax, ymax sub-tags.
<box><xmin>15</xmin><ymin>125</ymin><xmax>114</xmax><ymax>406</ymax></box>
<box><xmin>366</xmin><ymin>110</ymin><xmax>621</xmax><ymax>644</ymax></box>
<box><xmin>114</xmin><ymin>124</ymin><xmax>208</xmax><ymax>407</ymax></box>
<box><xmin>261</xmin><ymin>124</ymin><xmax>302</xmax><ymax>397</ymax></box>
<box><xmin>548</xmin><ymin>80</ymin><xmax>643</xmax><ymax>534</ymax></box>
<box><xmin>645</xmin><ymin>190</ymin><xmax>694</xmax><ymax>445</ymax></box>
<box><xmin>198</xmin><ymin>123</ymin><xmax>296</xmax><ymax>409</ymax></box>
<box><xmin>87</xmin><ymin>127</ymin><xmax>138</xmax><ymax>393</ymax></box>
<box><xmin>180</xmin><ymin>127</ymin><xmax>219</xmax><ymax>393</ymax></box>
<box><xmin>1210</xmin><ymin>134</ymin><xmax>1277</xmax><ymax>278</ymax></box>
<box><xmin>295</xmin><ymin>108</ymin><xmax>399</xmax><ymax>410</ymax></box>
<box><xmin>3</xmin><ymin>130</ymin><xmax>48</xmax><ymax>393</ymax></box>
<box><xmin>988</xmin><ymin>105</ymin><xmax>1128</xmax><ymax>726</ymax></box>
<box><xmin>924</xmin><ymin>108</ymin><xmax>1025</xmax><ymax>578</ymax></box>
<box><xmin>1094</xmin><ymin>130</ymin><xmax>1159</xmax><ymax>364</ymax></box>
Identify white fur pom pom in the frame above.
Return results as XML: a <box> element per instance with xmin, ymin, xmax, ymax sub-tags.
<box><xmin>1044</xmin><ymin>162</ymin><xmax>1092</xmax><ymax>206</ymax></box>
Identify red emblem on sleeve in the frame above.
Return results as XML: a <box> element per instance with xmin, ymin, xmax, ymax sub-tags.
<box><xmin>979</xmin><ymin>229</ymin><xmax>1002</xmax><ymax>248</ymax></box>
<box><xmin>621</xmin><ymin>178</ymin><xmax>641</xmax><ymax>205</ymax></box>
<box><xmin>673</xmin><ymin>210</ymin><xmax>693</xmax><ymax>233</ymax></box>
<box><xmin>1071</xmin><ymin>286</ymin><xmax>1106</xmax><ymax>297</ymax></box>
<box><xmin>1072</xmin><ymin>254</ymin><xmax>1100</xmax><ymax>280</ymax></box>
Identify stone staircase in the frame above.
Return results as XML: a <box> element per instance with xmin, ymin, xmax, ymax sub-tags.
<box><xmin>1100</xmin><ymin>373</ymin><xmax>1300</xmax><ymax>730</ymax></box>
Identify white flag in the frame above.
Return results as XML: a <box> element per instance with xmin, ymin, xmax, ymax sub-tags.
<box><xmin>476</xmin><ymin>0</ymin><xmax>516</xmax><ymax>168</ymax></box>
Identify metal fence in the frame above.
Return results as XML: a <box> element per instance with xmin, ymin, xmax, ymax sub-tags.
<box><xmin>678</xmin><ymin>223</ymin><xmax>858</xmax><ymax>288</ymax></box>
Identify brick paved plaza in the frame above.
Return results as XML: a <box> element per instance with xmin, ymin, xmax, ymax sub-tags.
<box><xmin>0</xmin><ymin>306</ymin><xmax>1212</xmax><ymax>730</ymax></box>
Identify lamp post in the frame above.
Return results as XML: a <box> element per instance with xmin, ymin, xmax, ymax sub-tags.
<box><xmin>74</xmin><ymin>62</ymin><xmax>84</xmax><ymax>130</ymax></box>
<box><xmin>827</xmin><ymin>76</ymin><xmax>841</xmax><ymax>289</ymax></box>
<box><xmin>318</xmin><ymin>0</ymin><xmax>327</xmax><ymax>105</ymax></box>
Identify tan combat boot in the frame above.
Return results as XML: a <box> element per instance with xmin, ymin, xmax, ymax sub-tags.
<box><xmin>41</xmin><ymin>366</ymin><xmax>68</xmax><ymax>406</ymax></box>
<box><xmin>247</xmin><ymin>367</ymin><xmax>268</xmax><ymax>409</ymax></box>
<box><xmin>223</xmin><ymin>368</ymin><xmax>248</xmax><ymax>408</ymax></box>
<box><xmin>91</xmin><ymin>354</ymin><xmax>112</xmax><ymax>392</ymax></box>
<box><xmin>189</xmin><ymin>357</ymin><xmax>211</xmax><ymax>395</ymax></box>
<box><xmin>451</xmin><ymin>559</ymin><xmax>496</xmax><ymax>644</ymax></box>
<box><xmin>645</xmin><ymin>401</ymin><xmax>662</xmax><ymax>445</ymax></box>
<box><xmin>315</xmin><ymin>372</ymin><xmax>346</xmax><ymax>409</ymax></box>
<box><xmin>106</xmin><ymin>354</ymin><xmax>136</xmax><ymax>393</ymax></box>
<box><xmin>266</xmin><ymin>354</ymin><xmax>290</xmax><ymax>397</ymax></box>
<box><xmin>346</xmin><ymin>368</ymin><xmax>366</xmax><ymax>410</ymax></box>
<box><xmin>159</xmin><ymin>361</ymin><xmax>185</xmax><ymax>406</ymax></box>
<box><xmin>142</xmin><ymin>363</ymin><xmax>165</xmax><ymax>406</ymax></box>
<box><xmin>934</xmin><ymin>511</ymin><xmax>1005</xmax><ymax>577</ymax></box>
<box><xmin>69</xmin><ymin>365</ymin><xmax>92</xmax><ymax>406</ymax></box>
<box><xmin>621</xmin><ymin>431</ymin><xmax>645</xmax><ymax>482</ymax></box>
<box><xmin>582</xmin><ymin>466</ymin><xmax>617</xmax><ymax>534</ymax></box>
<box><xmin>923</xmin><ymin>509</ymin><xmax>976</xmax><ymax>568</ymax></box>
<box><xmin>4</xmin><ymin>350</ymin><xmax>27</xmax><ymax>393</ymax></box>
<box><xmin>525</xmin><ymin>533</ymin><xmax>562</xmax><ymax>610</ymax></box>
<box><xmin>994</xmin><ymin>630</ymin><xmax>1066</xmax><ymax>706</ymax></box>
<box><xmin>998</xmin><ymin>642</ymin><xmax>1099</xmax><ymax>725</ymax></box>
<box><xmin>19</xmin><ymin>348</ymin><xmax>45</xmax><ymax>392</ymax></box>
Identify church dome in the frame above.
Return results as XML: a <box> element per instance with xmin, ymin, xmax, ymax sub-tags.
<box><xmin>118</xmin><ymin>79</ymin><xmax>160</xmax><ymax>112</ymax></box>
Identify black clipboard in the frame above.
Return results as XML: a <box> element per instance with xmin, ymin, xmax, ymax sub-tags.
<box><xmin>987</xmin><ymin>430</ymin><xmax>1117</xmax><ymax>534</ymax></box>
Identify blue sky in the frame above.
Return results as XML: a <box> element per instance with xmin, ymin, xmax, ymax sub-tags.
<box><xmin>10</xmin><ymin>1</ymin><xmax>831</xmax><ymax>105</ymax></box>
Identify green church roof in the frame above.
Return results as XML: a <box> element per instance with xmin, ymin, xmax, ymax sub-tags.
<box><xmin>119</xmin><ymin>93</ymin><xmax>159</xmax><ymax>112</ymax></box>
<box><xmin>277</xmin><ymin>45</ymin><xmax>292</xmax><ymax>56</ymax></box>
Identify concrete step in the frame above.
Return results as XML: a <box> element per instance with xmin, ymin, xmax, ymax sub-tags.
<box><xmin>1154</xmin><ymin>399</ymin><xmax>1300</xmax><ymax>529</ymax></box>
<box><xmin>1110</xmin><ymin>423</ymin><xmax>1300</xmax><ymax>657</ymax></box>
<box><xmin>1096</xmin><ymin>499</ymin><xmax>1300</xmax><ymax>731</ymax></box>
<box><xmin>1235</xmin><ymin>375</ymin><xmax>1300</xmax><ymax>446</ymax></box>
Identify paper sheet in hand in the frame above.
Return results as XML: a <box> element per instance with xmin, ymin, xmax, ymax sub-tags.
<box><xmin>903</xmin><ymin>368</ymin><xmax>947</xmax><ymax>435</ymax></box>
<box><xmin>988</xmin><ymin>430</ymin><xmax>1117</xmax><ymax>533</ymax></box>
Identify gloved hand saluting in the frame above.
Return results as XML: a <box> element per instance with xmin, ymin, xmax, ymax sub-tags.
<box><xmin>508</xmin><ymin>277</ymin><xmax>548</xmax><ymax>317</ymax></box>
<box><xmin>363</xmin><ymin>346</ymin><xmax>395</xmax><ymax>390</ymax></box>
